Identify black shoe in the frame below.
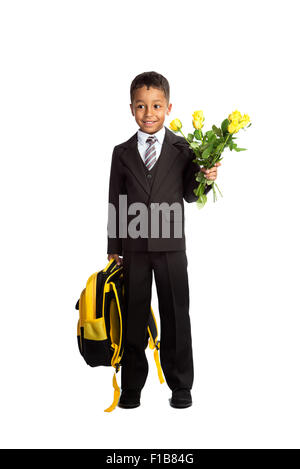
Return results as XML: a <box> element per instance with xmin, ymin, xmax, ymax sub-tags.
<box><xmin>169</xmin><ymin>389</ymin><xmax>192</xmax><ymax>408</ymax></box>
<box><xmin>118</xmin><ymin>389</ymin><xmax>141</xmax><ymax>409</ymax></box>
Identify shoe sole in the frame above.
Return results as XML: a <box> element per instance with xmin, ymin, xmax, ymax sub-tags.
<box><xmin>118</xmin><ymin>402</ymin><xmax>141</xmax><ymax>409</ymax></box>
<box><xmin>169</xmin><ymin>398</ymin><xmax>192</xmax><ymax>409</ymax></box>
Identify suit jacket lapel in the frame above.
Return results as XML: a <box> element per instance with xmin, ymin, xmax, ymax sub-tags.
<box><xmin>120</xmin><ymin>126</ymin><xmax>182</xmax><ymax>199</ymax></box>
<box><xmin>123</xmin><ymin>133</ymin><xmax>150</xmax><ymax>197</ymax></box>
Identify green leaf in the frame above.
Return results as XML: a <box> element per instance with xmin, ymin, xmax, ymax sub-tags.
<box><xmin>216</xmin><ymin>143</ymin><xmax>224</xmax><ymax>153</ymax></box>
<box><xmin>187</xmin><ymin>133</ymin><xmax>194</xmax><ymax>142</ymax></box>
<box><xmin>212</xmin><ymin>125</ymin><xmax>223</xmax><ymax>137</ymax></box>
<box><xmin>234</xmin><ymin>147</ymin><xmax>247</xmax><ymax>152</ymax></box>
<box><xmin>221</xmin><ymin>118</ymin><xmax>229</xmax><ymax>135</ymax></box>
<box><xmin>196</xmin><ymin>193</ymin><xmax>207</xmax><ymax>210</ymax></box>
<box><xmin>190</xmin><ymin>141</ymin><xmax>200</xmax><ymax>151</ymax></box>
<box><xmin>194</xmin><ymin>129</ymin><xmax>202</xmax><ymax>140</ymax></box>
<box><xmin>202</xmin><ymin>148</ymin><xmax>211</xmax><ymax>159</ymax></box>
<box><xmin>206</xmin><ymin>130</ymin><xmax>216</xmax><ymax>142</ymax></box>
<box><xmin>200</xmin><ymin>143</ymin><xmax>209</xmax><ymax>151</ymax></box>
<box><xmin>195</xmin><ymin>171</ymin><xmax>205</xmax><ymax>182</ymax></box>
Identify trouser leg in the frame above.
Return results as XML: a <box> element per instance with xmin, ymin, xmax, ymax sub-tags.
<box><xmin>121</xmin><ymin>251</ymin><xmax>153</xmax><ymax>391</ymax></box>
<box><xmin>151</xmin><ymin>250</ymin><xmax>194</xmax><ymax>390</ymax></box>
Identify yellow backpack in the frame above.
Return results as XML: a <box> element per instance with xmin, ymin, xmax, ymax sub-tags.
<box><xmin>75</xmin><ymin>258</ymin><xmax>164</xmax><ymax>412</ymax></box>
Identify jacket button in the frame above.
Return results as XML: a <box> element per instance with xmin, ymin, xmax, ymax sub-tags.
<box><xmin>147</xmin><ymin>174</ymin><xmax>152</xmax><ymax>179</ymax></box>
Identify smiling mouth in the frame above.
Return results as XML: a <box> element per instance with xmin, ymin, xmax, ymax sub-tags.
<box><xmin>143</xmin><ymin>121</ymin><xmax>157</xmax><ymax>125</ymax></box>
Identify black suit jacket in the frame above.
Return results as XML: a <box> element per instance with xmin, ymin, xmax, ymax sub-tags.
<box><xmin>107</xmin><ymin>126</ymin><xmax>211</xmax><ymax>255</ymax></box>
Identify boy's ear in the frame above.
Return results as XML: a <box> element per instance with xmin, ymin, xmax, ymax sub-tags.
<box><xmin>130</xmin><ymin>103</ymin><xmax>134</xmax><ymax>116</ymax></box>
<box><xmin>166</xmin><ymin>103</ymin><xmax>172</xmax><ymax>115</ymax></box>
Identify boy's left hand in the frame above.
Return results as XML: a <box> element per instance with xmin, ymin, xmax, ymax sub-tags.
<box><xmin>201</xmin><ymin>162</ymin><xmax>221</xmax><ymax>180</ymax></box>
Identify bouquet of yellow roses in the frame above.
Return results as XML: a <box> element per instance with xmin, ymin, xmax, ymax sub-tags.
<box><xmin>170</xmin><ymin>110</ymin><xmax>251</xmax><ymax>209</ymax></box>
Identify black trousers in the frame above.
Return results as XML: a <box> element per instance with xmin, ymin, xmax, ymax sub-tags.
<box><xmin>121</xmin><ymin>250</ymin><xmax>194</xmax><ymax>392</ymax></box>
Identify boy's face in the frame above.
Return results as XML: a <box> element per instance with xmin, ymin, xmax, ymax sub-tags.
<box><xmin>130</xmin><ymin>85</ymin><xmax>172</xmax><ymax>134</ymax></box>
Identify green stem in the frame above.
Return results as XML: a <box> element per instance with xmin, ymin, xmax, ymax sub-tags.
<box><xmin>214</xmin><ymin>182</ymin><xmax>223</xmax><ymax>197</ymax></box>
<box><xmin>207</xmin><ymin>133</ymin><xmax>231</xmax><ymax>169</ymax></box>
<box><xmin>212</xmin><ymin>183</ymin><xmax>216</xmax><ymax>202</ymax></box>
<box><xmin>216</xmin><ymin>133</ymin><xmax>231</xmax><ymax>159</ymax></box>
<box><xmin>178</xmin><ymin>128</ymin><xmax>191</xmax><ymax>145</ymax></box>
<box><xmin>196</xmin><ymin>128</ymin><xmax>204</xmax><ymax>143</ymax></box>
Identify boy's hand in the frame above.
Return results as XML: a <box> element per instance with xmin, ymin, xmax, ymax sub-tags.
<box><xmin>107</xmin><ymin>253</ymin><xmax>123</xmax><ymax>266</ymax></box>
<box><xmin>201</xmin><ymin>162</ymin><xmax>221</xmax><ymax>180</ymax></box>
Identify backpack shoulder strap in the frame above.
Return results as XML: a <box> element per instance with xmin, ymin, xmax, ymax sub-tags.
<box><xmin>104</xmin><ymin>371</ymin><xmax>121</xmax><ymax>413</ymax></box>
<box><xmin>147</xmin><ymin>307</ymin><xmax>164</xmax><ymax>384</ymax></box>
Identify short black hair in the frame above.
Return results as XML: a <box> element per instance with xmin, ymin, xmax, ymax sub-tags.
<box><xmin>130</xmin><ymin>71</ymin><xmax>170</xmax><ymax>104</ymax></box>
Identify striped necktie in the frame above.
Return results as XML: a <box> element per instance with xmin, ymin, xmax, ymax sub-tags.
<box><xmin>144</xmin><ymin>135</ymin><xmax>157</xmax><ymax>170</ymax></box>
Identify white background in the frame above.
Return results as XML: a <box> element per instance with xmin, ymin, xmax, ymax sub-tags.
<box><xmin>0</xmin><ymin>0</ymin><xmax>299</xmax><ymax>449</ymax></box>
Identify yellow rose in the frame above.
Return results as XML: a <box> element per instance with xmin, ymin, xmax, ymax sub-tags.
<box><xmin>192</xmin><ymin>110</ymin><xmax>205</xmax><ymax>130</ymax></box>
<box><xmin>228</xmin><ymin>122</ymin><xmax>239</xmax><ymax>134</ymax></box>
<box><xmin>228</xmin><ymin>111</ymin><xmax>250</xmax><ymax>133</ymax></box>
<box><xmin>169</xmin><ymin>118</ymin><xmax>182</xmax><ymax>132</ymax></box>
<box><xmin>192</xmin><ymin>118</ymin><xmax>204</xmax><ymax>130</ymax></box>
<box><xmin>240</xmin><ymin>114</ymin><xmax>250</xmax><ymax>128</ymax></box>
<box><xmin>237</xmin><ymin>122</ymin><xmax>245</xmax><ymax>131</ymax></box>
<box><xmin>228</xmin><ymin>110</ymin><xmax>242</xmax><ymax>122</ymax></box>
<box><xmin>192</xmin><ymin>110</ymin><xmax>204</xmax><ymax>121</ymax></box>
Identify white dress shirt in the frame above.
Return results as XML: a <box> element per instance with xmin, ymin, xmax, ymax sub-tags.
<box><xmin>137</xmin><ymin>125</ymin><xmax>166</xmax><ymax>164</ymax></box>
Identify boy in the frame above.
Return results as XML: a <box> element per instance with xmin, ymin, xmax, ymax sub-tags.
<box><xmin>107</xmin><ymin>71</ymin><xmax>220</xmax><ymax>409</ymax></box>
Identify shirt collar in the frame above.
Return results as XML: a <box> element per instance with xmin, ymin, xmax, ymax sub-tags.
<box><xmin>137</xmin><ymin>125</ymin><xmax>166</xmax><ymax>146</ymax></box>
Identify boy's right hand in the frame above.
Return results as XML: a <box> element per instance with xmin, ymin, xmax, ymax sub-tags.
<box><xmin>107</xmin><ymin>253</ymin><xmax>123</xmax><ymax>266</ymax></box>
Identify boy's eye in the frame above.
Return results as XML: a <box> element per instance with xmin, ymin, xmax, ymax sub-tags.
<box><xmin>137</xmin><ymin>104</ymin><xmax>161</xmax><ymax>109</ymax></box>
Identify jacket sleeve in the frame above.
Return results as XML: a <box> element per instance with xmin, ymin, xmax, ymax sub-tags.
<box><xmin>107</xmin><ymin>146</ymin><xmax>125</xmax><ymax>255</ymax></box>
<box><xmin>183</xmin><ymin>146</ymin><xmax>212</xmax><ymax>203</ymax></box>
